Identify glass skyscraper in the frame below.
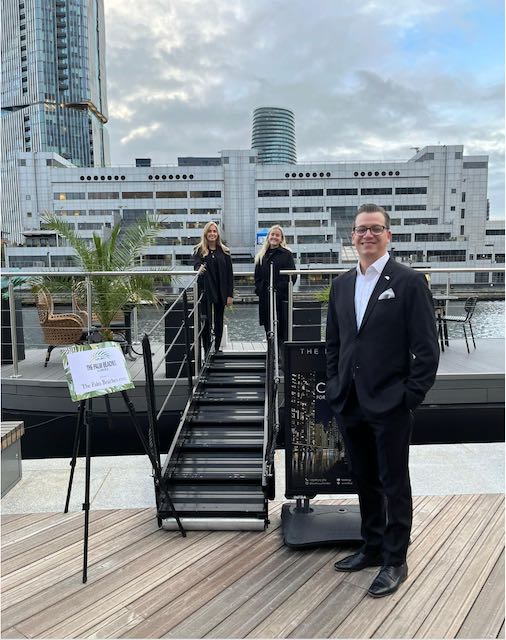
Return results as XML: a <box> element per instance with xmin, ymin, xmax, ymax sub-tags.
<box><xmin>2</xmin><ymin>0</ymin><xmax>109</xmax><ymax>166</ymax></box>
<box><xmin>251</xmin><ymin>107</ymin><xmax>297</xmax><ymax>164</ymax></box>
<box><xmin>2</xmin><ymin>0</ymin><xmax>110</xmax><ymax>242</ymax></box>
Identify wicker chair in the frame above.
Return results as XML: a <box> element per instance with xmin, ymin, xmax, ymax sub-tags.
<box><xmin>36</xmin><ymin>289</ymin><xmax>88</xmax><ymax>366</ymax></box>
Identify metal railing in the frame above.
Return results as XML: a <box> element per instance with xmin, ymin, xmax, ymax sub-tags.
<box><xmin>262</xmin><ymin>263</ymin><xmax>281</xmax><ymax>490</ymax></box>
<box><xmin>282</xmin><ymin>266</ymin><xmax>505</xmax><ymax>340</ymax></box>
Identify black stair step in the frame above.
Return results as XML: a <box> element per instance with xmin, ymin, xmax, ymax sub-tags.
<box><xmin>171</xmin><ymin>452</ymin><xmax>262</xmax><ymax>481</ymax></box>
<box><xmin>212</xmin><ymin>351</ymin><xmax>265</xmax><ymax>360</ymax></box>
<box><xmin>159</xmin><ymin>484</ymin><xmax>266</xmax><ymax>514</ymax></box>
<box><xmin>210</xmin><ymin>361</ymin><xmax>266</xmax><ymax>372</ymax></box>
<box><xmin>204</xmin><ymin>373</ymin><xmax>265</xmax><ymax>387</ymax></box>
<box><xmin>182</xmin><ymin>429</ymin><xmax>263</xmax><ymax>449</ymax></box>
<box><xmin>196</xmin><ymin>388</ymin><xmax>264</xmax><ymax>403</ymax></box>
<box><xmin>190</xmin><ymin>406</ymin><xmax>264</xmax><ymax>425</ymax></box>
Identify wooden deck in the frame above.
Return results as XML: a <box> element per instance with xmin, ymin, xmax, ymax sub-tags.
<box><xmin>1</xmin><ymin>495</ymin><xmax>504</xmax><ymax>639</ymax></box>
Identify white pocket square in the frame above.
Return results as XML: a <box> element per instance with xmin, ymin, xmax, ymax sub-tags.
<box><xmin>378</xmin><ymin>288</ymin><xmax>395</xmax><ymax>300</ymax></box>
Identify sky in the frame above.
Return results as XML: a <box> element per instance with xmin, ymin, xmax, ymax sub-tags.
<box><xmin>103</xmin><ymin>0</ymin><xmax>504</xmax><ymax>219</ymax></box>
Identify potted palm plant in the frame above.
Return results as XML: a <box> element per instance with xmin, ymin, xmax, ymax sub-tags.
<box><xmin>43</xmin><ymin>214</ymin><xmax>163</xmax><ymax>340</ymax></box>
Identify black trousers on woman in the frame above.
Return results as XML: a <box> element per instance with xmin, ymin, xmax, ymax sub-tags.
<box><xmin>202</xmin><ymin>302</ymin><xmax>225</xmax><ymax>353</ymax></box>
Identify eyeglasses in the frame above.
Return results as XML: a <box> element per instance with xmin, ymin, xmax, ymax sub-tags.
<box><xmin>352</xmin><ymin>225</ymin><xmax>389</xmax><ymax>236</ymax></box>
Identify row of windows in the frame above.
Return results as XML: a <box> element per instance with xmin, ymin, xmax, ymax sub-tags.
<box><xmin>258</xmin><ymin>221</ymin><xmax>328</xmax><ymax>229</ymax></box>
<box><xmin>485</xmin><ymin>229</ymin><xmax>505</xmax><ymax>235</ymax></box>
<box><xmin>258</xmin><ymin>188</ymin><xmax>429</xmax><ymax>198</ymax></box>
<box><xmin>54</xmin><ymin>191</ymin><xmax>222</xmax><ymax>200</ymax></box>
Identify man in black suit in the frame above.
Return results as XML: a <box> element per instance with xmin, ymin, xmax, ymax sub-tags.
<box><xmin>326</xmin><ymin>203</ymin><xmax>439</xmax><ymax>597</ymax></box>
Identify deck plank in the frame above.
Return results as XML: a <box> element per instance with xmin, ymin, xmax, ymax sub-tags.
<box><xmin>416</xmin><ymin>498</ymin><xmax>504</xmax><ymax>638</ymax></box>
<box><xmin>1</xmin><ymin>496</ymin><xmax>503</xmax><ymax>640</ymax></box>
<box><xmin>376</xmin><ymin>494</ymin><xmax>503</xmax><ymax>638</ymax></box>
<box><xmin>330</xmin><ymin>494</ymin><xmax>486</xmax><ymax>638</ymax></box>
<box><xmin>457</xmin><ymin>550</ymin><xmax>505</xmax><ymax>639</ymax></box>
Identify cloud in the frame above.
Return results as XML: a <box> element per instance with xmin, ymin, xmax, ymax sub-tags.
<box><xmin>103</xmin><ymin>0</ymin><xmax>504</xmax><ymax>217</ymax></box>
<box><xmin>120</xmin><ymin>123</ymin><xmax>161</xmax><ymax>145</ymax></box>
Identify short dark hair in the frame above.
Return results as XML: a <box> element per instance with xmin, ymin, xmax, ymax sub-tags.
<box><xmin>355</xmin><ymin>203</ymin><xmax>390</xmax><ymax>228</ymax></box>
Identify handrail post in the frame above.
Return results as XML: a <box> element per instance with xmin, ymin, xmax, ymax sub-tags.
<box><xmin>132</xmin><ymin>305</ymin><xmax>140</xmax><ymax>344</ymax></box>
<box><xmin>85</xmin><ymin>275</ymin><xmax>92</xmax><ymax>337</ymax></box>
<box><xmin>193</xmin><ymin>280</ymin><xmax>200</xmax><ymax>377</ymax></box>
<box><xmin>181</xmin><ymin>290</ymin><xmax>193</xmax><ymax>392</ymax></box>
<box><xmin>288</xmin><ymin>278</ymin><xmax>293</xmax><ymax>341</ymax></box>
<box><xmin>445</xmin><ymin>272</ymin><xmax>450</xmax><ymax>314</ymax></box>
<box><xmin>8</xmin><ymin>279</ymin><xmax>21</xmax><ymax>378</ymax></box>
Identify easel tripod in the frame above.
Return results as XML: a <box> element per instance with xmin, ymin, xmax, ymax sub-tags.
<box><xmin>64</xmin><ymin>389</ymin><xmax>185</xmax><ymax>583</ymax></box>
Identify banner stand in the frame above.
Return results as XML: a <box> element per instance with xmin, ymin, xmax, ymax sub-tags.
<box><xmin>61</xmin><ymin>342</ymin><xmax>185</xmax><ymax>583</ymax></box>
<box><xmin>282</xmin><ymin>342</ymin><xmax>362</xmax><ymax>549</ymax></box>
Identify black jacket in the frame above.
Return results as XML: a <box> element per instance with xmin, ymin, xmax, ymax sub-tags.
<box><xmin>193</xmin><ymin>248</ymin><xmax>233</xmax><ymax>307</ymax></box>
<box><xmin>254</xmin><ymin>246</ymin><xmax>296</xmax><ymax>327</ymax></box>
<box><xmin>325</xmin><ymin>258</ymin><xmax>439</xmax><ymax>417</ymax></box>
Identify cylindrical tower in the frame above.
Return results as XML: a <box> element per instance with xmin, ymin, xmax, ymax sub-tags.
<box><xmin>251</xmin><ymin>107</ymin><xmax>297</xmax><ymax>164</ymax></box>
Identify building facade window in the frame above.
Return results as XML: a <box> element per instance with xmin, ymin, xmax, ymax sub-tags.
<box><xmin>485</xmin><ymin>229</ymin><xmax>505</xmax><ymax>235</ymax></box>
<box><xmin>395</xmin><ymin>204</ymin><xmax>427</xmax><ymax>211</ymax></box>
<box><xmin>54</xmin><ymin>192</ymin><xmax>86</xmax><ymax>200</ymax></box>
<box><xmin>403</xmin><ymin>218</ymin><xmax>438</xmax><ymax>225</ymax></box>
<box><xmin>156</xmin><ymin>191</ymin><xmax>187</xmax><ymax>198</ymax></box>
<box><xmin>190</xmin><ymin>190</ymin><xmax>222</xmax><ymax>198</ymax></box>
<box><xmin>87</xmin><ymin>192</ymin><xmax>119</xmax><ymax>199</ymax></box>
<box><xmin>122</xmin><ymin>191</ymin><xmax>153</xmax><ymax>199</ymax></box>
<box><xmin>415</xmin><ymin>233</ymin><xmax>452</xmax><ymax>242</ymax></box>
<box><xmin>395</xmin><ymin>187</ymin><xmax>427</xmax><ymax>194</ymax></box>
<box><xmin>326</xmin><ymin>188</ymin><xmax>358</xmax><ymax>196</ymax></box>
<box><xmin>361</xmin><ymin>188</ymin><xmax>392</xmax><ymax>195</ymax></box>
<box><xmin>258</xmin><ymin>207</ymin><xmax>290</xmax><ymax>213</ymax></box>
<box><xmin>391</xmin><ymin>233</ymin><xmax>412</xmax><ymax>242</ymax></box>
<box><xmin>292</xmin><ymin>189</ymin><xmax>324</xmax><ymax>197</ymax></box>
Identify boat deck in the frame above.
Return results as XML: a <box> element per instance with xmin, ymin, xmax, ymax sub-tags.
<box><xmin>1</xmin><ymin>495</ymin><xmax>503</xmax><ymax>639</ymax></box>
<box><xmin>1</xmin><ymin>338</ymin><xmax>504</xmax><ymax>384</ymax></box>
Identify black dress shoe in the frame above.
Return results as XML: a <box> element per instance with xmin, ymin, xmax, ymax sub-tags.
<box><xmin>334</xmin><ymin>551</ymin><xmax>383</xmax><ymax>573</ymax></box>
<box><xmin>367</xmin><ymin>563</ymin><xmax>408</xmax><ymax>598</ymax></box>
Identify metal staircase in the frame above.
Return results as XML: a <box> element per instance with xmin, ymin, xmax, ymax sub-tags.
<box><xmin>159</xmin><ymin>350</ymin><xmax>269</xmax><ymax>530</ymax></box>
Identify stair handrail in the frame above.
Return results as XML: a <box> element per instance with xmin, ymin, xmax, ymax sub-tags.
<box><xmin>262</xmin><ymin>262</ymin><xmax>281</xmax><ymax>488</ymax></box>
<box><xmin>141</xmin><ymin>267</ymin><xmax>209</xmax><ymax>495</ymax></box>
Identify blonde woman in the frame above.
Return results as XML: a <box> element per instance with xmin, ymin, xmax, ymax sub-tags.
<box><xmin>193</xmin><ymin>221</ymin><xmax>233</xmax><ymax>353</ymax></box>
<box><xmin>254</xmin><ymin>225</ymin><xmax>296</xmax><ymax>343</ymax></box>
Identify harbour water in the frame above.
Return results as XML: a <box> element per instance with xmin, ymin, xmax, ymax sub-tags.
<box><xmin>19</xmin><ymin>299</ymin><xmax>506</xmax><ymax>347</ymax></box>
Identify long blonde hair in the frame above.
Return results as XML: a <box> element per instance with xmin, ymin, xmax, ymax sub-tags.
<box><xmin>254</xmin><ymin>225</ymin><xmax>290</xmax><ymax>264</ymax></box>
<box><xmin>194</xmin><ymin>221</ymin><xmax>230</xmax><ymax>257</ymax></box>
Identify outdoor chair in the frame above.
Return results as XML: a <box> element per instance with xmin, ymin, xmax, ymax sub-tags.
<box><xmin>440</xmin><ymin>296</ymin><xmax>477</xmax><ymax>354</ymax></box>
<box><xmin>36</xmin><ymin>289</ymin><xmax>88</xmax><ymax>366</ymax></box>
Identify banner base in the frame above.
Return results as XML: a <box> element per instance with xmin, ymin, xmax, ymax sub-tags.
<box><xmin>281</xmin><ymin>502</ymin><xmax>362</xmax><ymax>549</ymax></box>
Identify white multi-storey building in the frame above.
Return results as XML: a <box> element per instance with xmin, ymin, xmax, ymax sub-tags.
<box><xmin>4</xmin><ymin>145</ymin><xmax>504</xmax><ymax>287</ymax></box>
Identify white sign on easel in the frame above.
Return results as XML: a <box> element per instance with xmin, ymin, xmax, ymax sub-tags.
<box><xmin>62</xmin><ymin>341</ymin><xmax>134</xmax><ymax>402</ymax></box>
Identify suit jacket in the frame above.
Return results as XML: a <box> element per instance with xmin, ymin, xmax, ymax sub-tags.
<box><xmin>325</xmin><ymin>257</ymin><xmax>440</xmax><ymax>418</ymax></box>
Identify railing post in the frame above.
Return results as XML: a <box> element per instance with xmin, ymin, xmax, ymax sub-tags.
<box><xmin>132</xmin><ymin>305</ymin><xmax>140</xmax><ymax>344</ymax></box>
<box><xmin>8</xmin><ymin>279</ymin><xmax>21</xmax><ymax>379</ymax></box>
<box><xmin>181</xmin><ymin>290</ymin><xmax>193</xmax><ymax>392</ymax></box>
<box><xmin>85</xmin><ymin>275</ymin><xmax>93</xmax><ymax>337</ymax></box>
<box><xmin>288</xmin><ymin>277</ymin><xmax>293</xmax><ymax>341</ymax></box>
<box><xmin>193</xmin><ymin>280</ymin><xmax>200</xmax><ymax>377</ymax></box>
<box><xmin>445</xmin><ymin>272</ymin><xmax>450</xmax><ymax>314</ymax></box>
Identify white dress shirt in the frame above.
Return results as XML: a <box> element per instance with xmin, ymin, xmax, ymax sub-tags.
<box><xmin>354</xmin><ymin>252</ymin><xmax>390</xmax><ymax>329</ymax></box>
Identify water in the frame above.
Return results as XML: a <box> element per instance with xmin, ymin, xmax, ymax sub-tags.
<box><xmin>18</xmin><ymin>299</ymin><xmax>505</xmax><ymax>348</ymax></box>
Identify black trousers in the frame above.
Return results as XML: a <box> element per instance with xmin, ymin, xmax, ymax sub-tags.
<box><xmin>337</xmin><ymin>384</ymin><xmax>413</xmax><ymax>566</ymax></box>
<box><xmin>202</xmin><ymin>302</ymin><xmax>225</xmax><ymax>352</ymax></box>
